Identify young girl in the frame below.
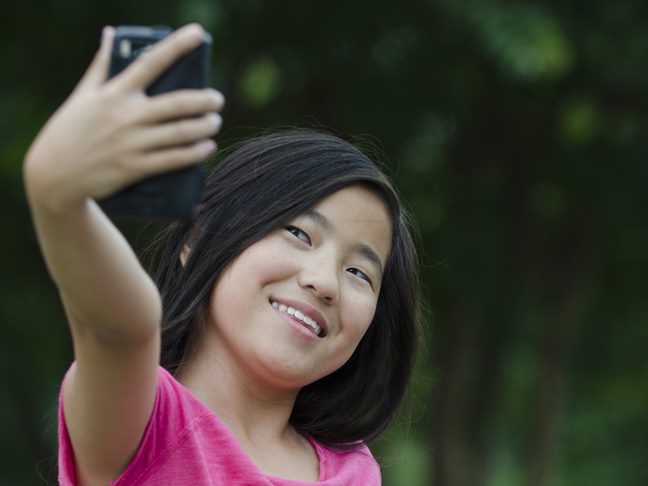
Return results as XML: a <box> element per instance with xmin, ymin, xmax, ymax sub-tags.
<box><xmin>24</xmin><ymin>24</ymin><xmax>420</xmax><ymax>485</ymax></box>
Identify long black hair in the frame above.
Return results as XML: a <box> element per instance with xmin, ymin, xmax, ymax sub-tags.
<box><xmin>155</xmin><ymin>129</ymin><xmax>420</xmax><ymax>448</ymax></box>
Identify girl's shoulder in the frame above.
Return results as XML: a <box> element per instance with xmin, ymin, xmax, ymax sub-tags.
<box><xmin>59</xmin><ymin>365</ymin><xmax>232</xmax><ymax>485</ymax></box>
<box><xmin>308</xmin><ymin>437</ymin><xmax>381</xmax><ymax>484</ymax></box>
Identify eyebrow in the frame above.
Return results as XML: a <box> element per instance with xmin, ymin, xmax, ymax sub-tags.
<box><xmin>303</xmin><ymin>209</ymin><xmax>385</xmax><ymax>277</ymax></box>
<box><xmin>303</xmin><ymin>209</ymin><xmax>332</xmax><ymax>231</ymax></box>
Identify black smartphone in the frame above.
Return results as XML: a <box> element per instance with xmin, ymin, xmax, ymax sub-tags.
<box><xmin>99</xmin><ymin>25</ymin><xmax>212</xmax><ymax>220</ymax></box>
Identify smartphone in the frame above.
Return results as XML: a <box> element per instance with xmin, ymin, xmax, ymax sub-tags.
<box><xmin>99</xmin><ymin>25</ymin><xmax>212</xmax><ymax>220</ymax></box>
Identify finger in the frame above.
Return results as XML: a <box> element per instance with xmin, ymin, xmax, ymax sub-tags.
<box><xmin>114</xmin><ymin>24</ymin><xmax>206</xmax><ymax>92</ymax></box>
<box><xmin>134</xmin><ymin>139</ymin><xmax>216</xmax><ymax>176</ymax></box>
<box><xmin>135</xmin><ymin>113</ymin><xmax>221</xmax><ymax>150</ymax></box>
<box><xmin>137</xmin><ymin>89</ymin><xmax>225</xmax><ymax>124</ymax></box>
<box><xmin>76</xmin><ymin>26</ymin><xmax>115</xmax><ymax>92</ymax></box>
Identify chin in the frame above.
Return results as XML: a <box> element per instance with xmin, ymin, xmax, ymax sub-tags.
<box><xmin>255</xmin><ymin>355</ymin><xmax>326</xmax><ymax>390</ymax></box>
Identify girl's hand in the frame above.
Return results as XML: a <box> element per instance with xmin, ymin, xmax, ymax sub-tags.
<box><xmin>24</xmin><ymin>23</ymin><xmax>224</xmax><ymax>215</ymax></box>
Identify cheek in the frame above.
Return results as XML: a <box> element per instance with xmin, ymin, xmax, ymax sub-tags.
<box><xmin>208</xmin><ymin>241</ymin><xmax>300</xmax><ymax>320</ymax></box>
<box><xmin>322</xmin><ymin>296</ymin><xmax>377</xmax><ymax>376</ymax></box>
<box><xmin>241</xmin><ymin>240</ymin><xmax>298</xmax><ymax>282</ymax></box>
<box><xmin>208</xmin><ymin>272</ymin><xmax>241</xmax><ymax>332</ymax></box>
<box><xmin>342</xmin><ymin>293</ymin><xmax>379</xmax><ymax>342</ymax></box>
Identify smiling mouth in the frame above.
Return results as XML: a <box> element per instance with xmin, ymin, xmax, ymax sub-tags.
<box><xmin>270</xmin><ymin>301</ymin><xmax>325</xmax><ymax>337</ymax></box>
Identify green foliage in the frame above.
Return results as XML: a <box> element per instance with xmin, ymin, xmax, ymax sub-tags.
<box><xmin>558</xmin><ymin>96</ymin><xmax>600</xmax><ymax>146</ymax></box>
<box><xmin>238</xmin><ymin>56</ymin><xmax>282</xmax><ymax>108</ymax></box>
<box><xmin>435</xmin><ymin>0</ymin><xmax>575</xmax><ymax>81</ymax></box>
<box><xmin>382</xmin><ymin>437</ymin><xmax>433</xmax><ymax>486</ymax></box>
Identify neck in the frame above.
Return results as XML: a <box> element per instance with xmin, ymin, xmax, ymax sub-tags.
<box><xmin>174</xmin><ymin>330</ymin><xmax>301</xmax><ymax>447</ymax></box>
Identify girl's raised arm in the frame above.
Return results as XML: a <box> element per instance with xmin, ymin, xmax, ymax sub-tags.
<box><xmin>24</xmin><ymin>24</ymin><xmax>223</xmax><ymax>485</ymax></box>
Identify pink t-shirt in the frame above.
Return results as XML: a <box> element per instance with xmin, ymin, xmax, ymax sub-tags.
<box><xmin>58</xmin><ymin>366</ymin><xmax>381</xmax><ymax>485</ymax></box>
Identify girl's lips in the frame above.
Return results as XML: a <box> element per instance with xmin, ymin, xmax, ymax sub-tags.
<box><xmin>274</xmin><ymin>308</ymin><xmax>324</xmax><ymax>341</ymax></box>
<box><xmin>269</xmin><ymin>297</ymin><xmax>328</xmax><ymax>337</ymax></box>
<box><xmin>271</xmin><ymin>301</ymin><xmax>322</xmax><ymax>336</ymax></box>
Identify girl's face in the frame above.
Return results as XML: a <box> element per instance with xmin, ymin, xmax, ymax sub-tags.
<box><xmin>207</xmin><ymin>184</ymin><xmax>392</xmax><ymax>390</ymax></box>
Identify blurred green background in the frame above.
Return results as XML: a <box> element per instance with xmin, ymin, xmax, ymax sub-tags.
<box><xmin>2</xmin><ymin>0</ymin><xmax>647</xmax><ymax>484</ymax></box>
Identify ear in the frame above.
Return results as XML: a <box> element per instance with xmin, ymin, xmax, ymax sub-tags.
<box><xmin>180</xmin><ymin>244</ymin><xmax>191</xmax><ymax>266</ymax></box>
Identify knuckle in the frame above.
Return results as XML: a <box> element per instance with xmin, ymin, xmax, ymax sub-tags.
<box><xmin>148</xmin><ymin>152</ymin><xmax>168</xmax><ymax>169</ymax></box>
<box><xmin>114</xmin><ymin>155</ymin><xmax>133</xmax><ymax>176</ymax></box>
<box><xmin>175</xmin><ymin>92</ymin><xmax>208</xmax><ymax>114</ymax></box>
<box><xmin>98</xmin><ymin>88</ymin><xmax>120</xmax><ymax>108</ymax></box>
<box><xmin>173</xmin><ymin>120</ymin><xmax>194</xmax><ymax>140</ymax></box>
<box><xmin>165</xmin><ymin>97</ymin><xmax>185</xmax><ymax>116</ymax></box>
<box><xmin>162</xmin><ymin>149</ymin><xmax>187</xmax><ymax>168</ymax></box>
<box><xmin>111</xmin><ymin>108</ymin><xmax>130</xmax><ymax>126</ymax></box>
<box><xmin>177</xmin><ymin>143</ymin><xmax>206</xmax><ymax>164</ymax></box>
<box><xmin>136</xmin><ymin>51</ymin><xmax>159</xmax><ymax>71</ymax></box>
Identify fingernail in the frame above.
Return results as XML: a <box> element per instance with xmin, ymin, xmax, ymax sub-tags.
<box><xmin>208</xmin><ymin>113</ymin><xmax>222</xmax><ymax>129</ymax></box>
<box><xmin>209</xmin><ymin>89</ymin><xmax>225</xmax><ymax>108</ymax></box>
<box><xmin>203</xmin><ymin>140</ymin><xmax>217</xmax><ymax>154</ymax></box>
<box><xmin>102</xmin><ymin>26</ymin><xmax>114</xmax><ymax>39</ymax></box>
<box><xmin>180</xmin><ymin>24</ymin><xmax>203</xmax><ymax>43</ymax></box>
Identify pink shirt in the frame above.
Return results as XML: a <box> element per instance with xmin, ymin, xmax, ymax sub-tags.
<box><xmin>58</xmin><ymin>366</ymin><xmax>381</xmax><ymax>485</ymax></box>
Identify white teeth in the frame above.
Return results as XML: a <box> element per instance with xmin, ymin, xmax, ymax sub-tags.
<box><xmin>271</xmin><ymin>301</ymin><xmax>322</xmax><ymax>336</ymax></box>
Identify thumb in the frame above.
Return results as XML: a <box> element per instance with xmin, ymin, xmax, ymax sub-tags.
<box><xmin>75</xmin><ymin>26</ymin><xmax>115</xmax><ymax>92</ymax></box>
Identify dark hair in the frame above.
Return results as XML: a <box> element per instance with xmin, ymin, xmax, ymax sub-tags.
<box><xmin>155</xmin><ymin>129</ymin><xmax>420</xmax><ymax>448</ymax></box>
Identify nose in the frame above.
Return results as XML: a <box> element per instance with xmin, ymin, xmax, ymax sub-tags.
<box><xmin>297</xmin><ymin>254</ymin><xmax>339</xmax><ymax>304</ymax></box>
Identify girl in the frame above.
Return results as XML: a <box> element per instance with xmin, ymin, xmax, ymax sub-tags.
<box><xmin>25</xmin><ymin>23</ymin><xmax>420</xmax><ymax>485</ymax></box>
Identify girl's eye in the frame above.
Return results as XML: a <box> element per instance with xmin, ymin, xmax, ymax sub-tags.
<box><xmin>285</xmin><ymin>225</ymin><xmax>312</xmax><ymax>245</ymax></box>
<box><xmin>346</xmin><ymin>267</ymin><xmax>373</xmax><ymax>287</ymax></box>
